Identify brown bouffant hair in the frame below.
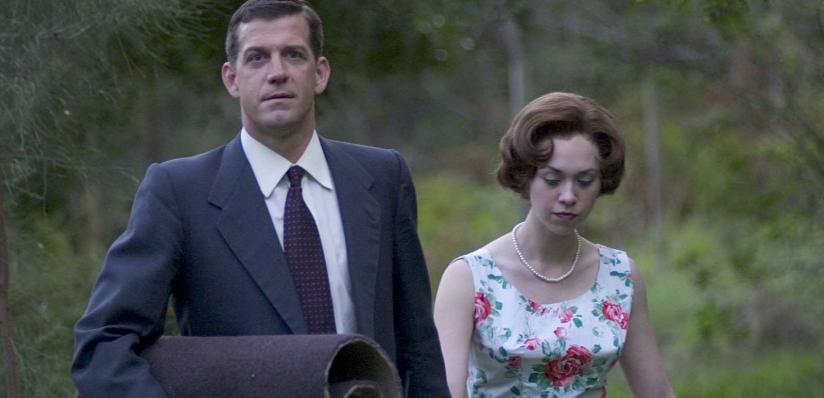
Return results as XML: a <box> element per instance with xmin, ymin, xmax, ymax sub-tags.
<box><xmin>225</xmin><ymin>0</ymin><xmax>324</xmax><ymax>65</ymax></box>
<box><xmin>496</xmin><ymin>92</ymin><xmax>625</xmax><ymax>199</ymax></box>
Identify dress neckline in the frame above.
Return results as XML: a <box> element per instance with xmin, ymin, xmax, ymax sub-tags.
<box><xmin>475</xmin><ymin>244</ymin><xmax>605</xmax><ymax>307</ymax></box>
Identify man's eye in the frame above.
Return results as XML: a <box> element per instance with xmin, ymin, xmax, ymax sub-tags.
<box><xmin>246</xmin><ymin>53</ymin><xmax>266</xmax><ymax>63</ymax></box>
<box><xmin>285</xmin><ymin>50</ymin><xmax>305</xmax><ymax>60</ymax></box>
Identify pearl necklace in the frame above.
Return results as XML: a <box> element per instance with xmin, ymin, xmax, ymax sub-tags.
<box><xmin>511</xmin><ymin>222</ymin><xmax>581</xmax><ymax>283</ymax></box>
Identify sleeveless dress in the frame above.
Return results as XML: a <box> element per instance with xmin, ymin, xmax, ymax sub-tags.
<box><xmin>462</xmin><ymin>245</ymin><xmax>633</xmax><ymax>398</ymax></box>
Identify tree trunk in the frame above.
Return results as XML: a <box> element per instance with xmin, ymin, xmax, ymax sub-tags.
<box><xmin>498</xmin><ymin>1</ymin><xmax>525</xmax><ymax>118</ymax></box>
<box><xmin>643</xmin><ymin>77</ymin><xmax>664</xmax><ymax>272</ymax></box>
<box><xmin>0</xmin><ymin>173</ymin><xmax>21</xmax><ymax>398</ymax></box>
<box><xmin>498</xmin><ymin>1</ymin><xmax>529</xmax><ymax>217</ymax></box>
<box><xmin>146</xmin><ymin>96</ymin><xmax>163</xmax><ymax>164</ymax></box>
<box><xmin>82</xmin><ymin>186</ymin><xmax>104</xmax><ymax>254</ymax></box>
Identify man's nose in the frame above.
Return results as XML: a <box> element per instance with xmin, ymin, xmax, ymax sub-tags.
<box><xmin>266</xmin><ymin>58</ymin><xmax>288</xmax><ymax>84</ymax></box>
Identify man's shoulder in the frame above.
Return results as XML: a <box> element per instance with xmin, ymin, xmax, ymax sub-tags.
<box><xmin>155</xmin><ymin>140</ymin><xmax>231</xmax><ymax>175</ymax></box>
<box><xmin>140</xmin><ymin>140</ymin><xmax>236</xmax><ymax>197</ymax></box>
<box><xmin>322</xmin><ymin>136</ymin><xmax>397</xmax><ymax>159</ymax></box>
<box><xmin>321</xmin><ymin>137</ymin><xmax>411</xmax><ymax>184</ymax></box>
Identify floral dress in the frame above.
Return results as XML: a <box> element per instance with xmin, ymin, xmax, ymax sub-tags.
<box><xmin>463</xmin><ymin>245</ymin><xmax>633</xmax><ymax>398</ymax></box>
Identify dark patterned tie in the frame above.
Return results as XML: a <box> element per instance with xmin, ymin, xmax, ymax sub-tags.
<box><xmin>283</xmin><ymin>165</ymin><xmax>336</xmax><ymax>334</ymax></box>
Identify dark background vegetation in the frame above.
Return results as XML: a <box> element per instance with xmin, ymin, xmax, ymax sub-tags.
<box><xmin>2</xmin><ymin>0</ymin><xmax>823</xmax><ymax>396</ymax></box>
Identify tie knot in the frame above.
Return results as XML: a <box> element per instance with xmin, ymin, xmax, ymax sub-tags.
<box><xmin>286</xmin><ymin>166</ymin><xmax>305</xmax><ymax>187</ymax></box>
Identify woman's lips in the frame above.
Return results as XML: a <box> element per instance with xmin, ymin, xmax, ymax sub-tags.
<box><xmin>553</xmin><ymin>212</ymin><xmax>577</xmax><ymax>221</ymax></box>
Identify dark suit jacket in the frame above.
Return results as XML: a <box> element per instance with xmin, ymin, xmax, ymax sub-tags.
<box><xmin>72</xmin><ymin>134</ymin><xmax>448</xmax><ymax>397</ymax></box>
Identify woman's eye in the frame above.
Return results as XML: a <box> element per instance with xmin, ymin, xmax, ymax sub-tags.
<box><xmin>543</xmin><ymin>178</ymin><xmax>560</xmax><ymax>187</ymax></box>
<box><xmin>577</xmin><ymin>179</ymin><xmax>594</xmax><ymax>187</ymax></box>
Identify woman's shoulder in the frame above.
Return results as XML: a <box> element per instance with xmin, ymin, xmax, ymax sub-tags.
<box><xmin>594</xmin><ymin>243</ymin><xmax>631</xmax><ymax>269</ymax></box>
<box><xmin>592</xmin><ymin>242</ymin><xmax>638</xmax><ymax>292</ymax></box>
<box><xmin>452</xmin><ymin>234</ymin><xmax>509</xmax><ymax>268</ymax></box>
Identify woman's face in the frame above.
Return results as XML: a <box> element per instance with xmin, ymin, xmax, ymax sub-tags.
<box><xmin>527</xmin><ymin>134</ymin><xmax>602</xmax><ymax>235</ymax></box>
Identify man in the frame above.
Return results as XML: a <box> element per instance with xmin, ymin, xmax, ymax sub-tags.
<box><xmin>71</xmin><ymin>1</ymin><xmax>448</xmax><ymax>396</ymax></box>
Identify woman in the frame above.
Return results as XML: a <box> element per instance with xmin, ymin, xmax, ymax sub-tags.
<box><xmin>434</xmin><ymin>92</ymin><xmax>675</xmax><ymax>397</ymax></box>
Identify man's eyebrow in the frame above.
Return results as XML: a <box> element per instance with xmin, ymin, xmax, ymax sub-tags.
<box><xmin>242</xmin><ymin>44</ymin><xmax>308</xmax><ymax>55</ymax></box>
<box><xmin>241</xmin><ymin>46</ymin><xmax>266</xmax><ymax>55</ymax></box>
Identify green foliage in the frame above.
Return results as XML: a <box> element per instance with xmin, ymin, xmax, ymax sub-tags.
<box><xmin>2</xmin><ymin>0</ymin><xmax>823</xmax><ymax>395</ymax></box>
<box><xmin>607</xmin><ymin>349</ymin><xmax>824</xmax><ymax>398</ymax></box>
<box><xmin>0</xmin><ymin>0</ymin><xmax>218</xmax><ymax>196</ymax></box>
<box><xmin>5</xmin><ymin>216</ymin><xmax>102</xmax><ymax>397</ymax></box>
<box><xmin>416</xmin><ymin>172</ymin><xmax>522</xmax><ymax>289</ymax></box>
<box><xmin>676</xmin><ymin>350</ymin><xmax>824</xmax><ymax>397</ymax></box>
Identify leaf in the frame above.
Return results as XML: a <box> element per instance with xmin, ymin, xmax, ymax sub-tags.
<box><xmin>593</xmin><ymin>344</ymin><xmax>602</xmax><ymax>353</ymax></box>
<box><xmin>478</xmin><ymin>368</ymin><xmax>488</xmax><ymax>382</ymax></box>
<box><xmin>537</xmin><ymin>377</ymin><xmax>551</xmax><ymax>390</ymax></box>
<box><xmin>510</xmin><ymin>386</ymin><xmax>521</xmax><ymax>395</ymax></box>
<box><xmin>541</xmin><ymin>341</ymin><xmax>552</xmax><ymax>355</ymax></box>
<box><xmin>573</xmin><ymin>318</ymin><xmax>583</xmax><ymax>328</ymax></box>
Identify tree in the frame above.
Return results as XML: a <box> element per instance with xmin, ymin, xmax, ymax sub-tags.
<box><xmin>0</xmin><ymin>0</ymin><xmax>218</xmax><ymax>394</ymax></box>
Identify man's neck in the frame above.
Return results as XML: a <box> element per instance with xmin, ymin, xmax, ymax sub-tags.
<box><xmin>245</xmin><ymin>125</ymin><xmax>314</xmax><ymax>163</ymax></box>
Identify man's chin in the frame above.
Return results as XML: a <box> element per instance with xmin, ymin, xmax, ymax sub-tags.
<box><xmin>252</xmin><ymin>119</ymin><xmax>309</xmax><ymax>137</ymax></box>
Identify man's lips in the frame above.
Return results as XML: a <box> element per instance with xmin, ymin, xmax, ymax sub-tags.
<box><xmin>262</xmin><ymin>92</ymin><xmax>294</xmax><ymax>101</ymax></box>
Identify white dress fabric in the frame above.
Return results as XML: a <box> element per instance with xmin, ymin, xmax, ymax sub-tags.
<box><xmin>463</xmin><ymin>245</ymin><xmax>633</xmax><ymax>398</ymax></box>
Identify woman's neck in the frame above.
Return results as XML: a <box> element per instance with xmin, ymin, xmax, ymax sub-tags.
<box><xmin>515</xmin><ymin>216</ymin><xmax>580</xmax><ymax>272</ymax></box>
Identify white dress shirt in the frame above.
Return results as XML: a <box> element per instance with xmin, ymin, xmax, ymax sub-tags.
<box><xmin>240</xmin><ymin>129</ymin><xmax>355</xmax><ymax>334</ymax></box>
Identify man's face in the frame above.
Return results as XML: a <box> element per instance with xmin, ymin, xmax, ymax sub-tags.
<box><xmin>221</xmin><ymin>15</ymin><xmax>329</xmax><ymax>140</ymax></box>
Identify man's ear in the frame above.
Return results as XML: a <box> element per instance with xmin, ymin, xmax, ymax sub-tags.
<box><xmin>221</xmin><ymin>62</ymin><xmax>240</xmax><ymax>98</ymax></box>
<box><xmin>314</xmin><ymin>56</ymin><xmax>331</xmax><ymax>95</ymax></box>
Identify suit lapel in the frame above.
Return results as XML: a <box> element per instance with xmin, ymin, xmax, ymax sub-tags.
<box><xmin>208</xmin><ymin>135</ymin><xmax>307</xmax><ymax>334</ymax></box>
<box><xmin>321</xmin><ymin>138</ymin><xmax>380</xmax><ymax>337</ymax></box>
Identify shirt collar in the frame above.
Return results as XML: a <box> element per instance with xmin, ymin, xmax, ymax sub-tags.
<box><xmin>240</xmin><ymin>128</ymin><xmax>333</xmax><ymax>197</ymax></box>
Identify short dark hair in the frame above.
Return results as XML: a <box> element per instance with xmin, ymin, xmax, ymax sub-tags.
<box><xmin>225</xmin><ymin>0</ymin><xmax>324</xmax><ymax>65</ymax></box>
<box><xmin>496</xmin><ymin>92</ymin><xmax>625</xmax><ymax>199</ymax></box>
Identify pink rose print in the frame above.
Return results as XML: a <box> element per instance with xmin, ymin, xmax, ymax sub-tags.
<box><xmin>523</xmin><ymin>337</ymin><xmax>540</xmax><ymax>351</ymax></box>
<box><xmin>544</xmin><ymin>345</ymin><xmax>593</xmax><ymax>387</ymax></box>
<box><xmin>558</xmin><ymin>308</ymin><xmax>574</xmax><ymax>323</ymax></box>
<box><xmin>554</xmin><ymin>327</ymin><xmax>567</xmax><ymax>339</ymax></box>
<box><xmin>473</xmin><ymin>293</ymin><xmax>492</xmax><ymax>325</ymax></box>
<box><xmin>507</xmin><ymin>356</ymin><xmax>521</xmax><ymax>370</ymax></box>
<box><xmin>529</xmin><ymin>301</ymin><xmax>550</xmax><ymax>315</ymax></box>
<box><xmin>602</xmin><ymin>300</ymin><xmax>629</xmax><ymax>329</ymax></box>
